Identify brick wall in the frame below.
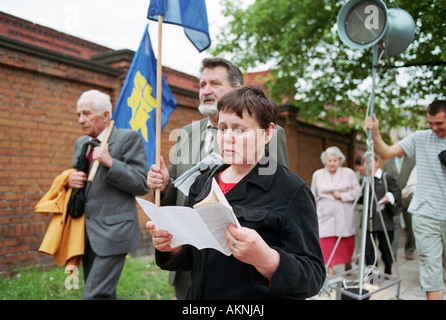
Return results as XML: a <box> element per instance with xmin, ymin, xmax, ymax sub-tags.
<box><xmin>278</xmin><ymin>105</ymin><xmax>366</xmax><ymax>185</ymax></box>
<box><xmin>0</xmin><ymin>11</ymin><xmax>110</xmax><ymax>59</ymax></box>
<box><xmin>0</xmin><ymin>31</ymin><xmax>205</xmax><ymax>275</ymax></box>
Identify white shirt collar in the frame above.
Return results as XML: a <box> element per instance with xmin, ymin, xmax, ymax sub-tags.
<box><xmin>375</xmin><ymin>167</ymin><xmax>383</xmax><ymax>179</ymax></box>
<box><xmin>206</xmin><ymin>120</ymin><xmax>218</xmax><ymax>130</ymax></box>
<box><xmin>205</xmin><ymin>120</ymin><xmax>218</xmax><ymax>152</ymax></box>
<box><xmin>91</xmin><ymin>128</ymin><xmax>107</xmax><ymax>142</ymax></box>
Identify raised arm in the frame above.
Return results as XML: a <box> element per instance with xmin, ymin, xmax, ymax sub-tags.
<box><xmin>366</xmin><ymin>114</ymin><xmax>405</xmax><ymax>160</ymax></box>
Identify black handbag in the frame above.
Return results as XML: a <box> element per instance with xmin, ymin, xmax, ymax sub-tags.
<box><xmin>438</xmin><ymin>149</ymin><xmax>446</xmax><ymax>169</ymax></box>
<box><xmin>67</xmin><ymin>140</ymin><xmax>100</xmax><ymax>218</ymax></box>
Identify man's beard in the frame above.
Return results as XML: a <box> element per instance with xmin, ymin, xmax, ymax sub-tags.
<box><xmin>198</xmin><ymin>96</ymin><xmax>218</xmax><ymax>116</ymax></box>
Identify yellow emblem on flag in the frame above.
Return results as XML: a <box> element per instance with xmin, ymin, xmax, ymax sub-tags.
<box><xmin>127</xmin><ymin>71</ymin><xmax>157</xmax><ymax>142</ymax></box>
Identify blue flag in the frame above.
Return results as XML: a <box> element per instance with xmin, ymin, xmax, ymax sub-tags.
<box><xmin>147</xmin><ymin>0</ymin><xmax>211</xmax><ymax>52</ymax></box>
<box><xmin>112</xmin><ymin>25</ymin><xmax>177</xmax><ymax>169</ymax></box>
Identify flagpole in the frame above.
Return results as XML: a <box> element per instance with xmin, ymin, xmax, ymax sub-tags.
<box><xmin>154</xmin><ymin>15</ymin><xmax>163</xmax><ymax>206</ymax></box>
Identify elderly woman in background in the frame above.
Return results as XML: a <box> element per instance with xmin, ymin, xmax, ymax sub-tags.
<box><xmin>311</xmin><ymin>146</ymin><xmax>360</xmax><ymax>276</ymax></box>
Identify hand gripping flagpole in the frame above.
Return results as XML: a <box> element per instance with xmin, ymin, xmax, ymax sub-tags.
<box><xmin>87</xmin><ymin>119</ymin><xmax>115</xmax><ymax>182</ymax></box>
<box><xmin>154</xmin><ymin>15</ymin><xmax>163</xmax><ymax>206</ymax></box>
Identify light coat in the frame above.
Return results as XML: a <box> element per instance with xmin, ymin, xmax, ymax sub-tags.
<box><xmin>311</xmin><ymin>167</ymin><xmax>360</xmax><ymax>238</ymax></box>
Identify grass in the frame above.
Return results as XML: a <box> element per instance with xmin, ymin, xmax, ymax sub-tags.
<box><xmin>0</xmin><ymin>256</ymin><xmax>176</xmax><ymax>300</ymax></box>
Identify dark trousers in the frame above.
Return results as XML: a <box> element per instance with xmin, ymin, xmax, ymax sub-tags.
<box><xmin>82</xmin><ymin>237</ymin><xmax>126</xmax><ymax>300</ymax></box>
<box><xmin>170</xmin><ymin>270</ymin><xmax>192</xmax><ymax>300</ymax></box>
<box><xmin>365</xmin><ymin>230</ymin><xmax>394</xmax><ymax>275</ymax></box>
<box><xmin>403</xmin><ymin>210</ymin><xmax>416</xmax><ymax>254</ymax></box>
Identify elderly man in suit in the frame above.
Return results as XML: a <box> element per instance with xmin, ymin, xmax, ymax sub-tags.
<box><xmin>147</xmin><ymin>57</ymin><xmax>289</xmax><ymax>299</ymax></box>
<box><xmin>67</xmin><ymin>89</ymin><xmax>149</xmax><ymax>299</ymax></box>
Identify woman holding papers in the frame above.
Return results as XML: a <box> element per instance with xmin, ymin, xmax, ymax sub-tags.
<box><xmin>148</xmin><ymin>85</ymin><xmax>325</xmax><ymax>299</ymax></box>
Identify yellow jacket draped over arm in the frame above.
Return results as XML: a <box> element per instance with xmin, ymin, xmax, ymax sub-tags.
<box><xmin>35</xmin><ymin>169</ymin><xmax>85</xmax><ymax>267</ymax></box>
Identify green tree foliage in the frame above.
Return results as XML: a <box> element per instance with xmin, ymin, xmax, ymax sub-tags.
<box><xmin>213</xmin><ymin>0</ymin><xmax>445</xmax><ymax>135</ymax></box>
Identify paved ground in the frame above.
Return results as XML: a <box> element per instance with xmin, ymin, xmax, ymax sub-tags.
<box><xmin>312</xmin><ymin>233</ymin><xmax>445</xmax><ymax>300</ymax></box>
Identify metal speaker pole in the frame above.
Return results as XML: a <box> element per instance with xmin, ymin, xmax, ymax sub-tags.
<box><xmin>331</xmin><ymin>0</ymin><xmax>415</xmax><ymax>299</ymax></box>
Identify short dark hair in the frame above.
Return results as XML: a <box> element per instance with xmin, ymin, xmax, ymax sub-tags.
<box><xmin>217</xmin><ymin>85</ymin><xmax>277</xmax><ymax>130</ymax></box>
<box><xmin>427</xmin><ymin>100</ymin><xmax>446</xmax><ymax>116</ymax></box>
<box><xmin>200</xmin><ymin>57</ymin><xmax>244</xmax><ymax>86</ymax></box>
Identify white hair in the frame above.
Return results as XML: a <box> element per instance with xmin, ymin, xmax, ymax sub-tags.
<box><xmin>321</xmin><ymin>146</ymin><xmax>346</xmax><ymax>166</ymax></box>
<box><xmin>77</xmin><ymin>89</ymin><xmax>112</xmax><ymax>118</ymax></box>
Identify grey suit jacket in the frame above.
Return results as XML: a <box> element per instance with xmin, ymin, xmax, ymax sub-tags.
<box><xmin>73</xmin><ymin>127</ymin><xmax>149</xmax><ymax>256</ymax></box>
<box><xmin>383</xmin><ymin>157</ymin><xmax>416</xmax><ymax>209</ymax></box>
<box><xmin>161</xmin><ymin>117</ymin><xmax>289</xmax><ymax>207</ymax></box>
